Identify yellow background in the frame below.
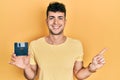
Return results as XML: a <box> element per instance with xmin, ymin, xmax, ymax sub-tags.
<box><xmin>0</xmin><ymin>0</ymin><xmax>120</xmax><ymax>80</ymax></box>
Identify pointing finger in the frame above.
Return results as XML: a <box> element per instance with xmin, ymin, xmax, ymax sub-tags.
<box><xmin>99</xmin><ymin>48</ymin><xmax>108</xmax><ymax>55</ymax></box>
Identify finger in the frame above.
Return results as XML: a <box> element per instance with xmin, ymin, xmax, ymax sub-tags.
<box><xmin>101</xmin><ymin>60</ymin><xmax>105</xmax><ymax>64</ymax></box>
<box><xmin>27</xmin><ymin>53</ymin><xmax>31</xmax><ymax>58</ymax></box>
<box><xmin>22</xmin><ymin>53</ymin><xmax>30</xmax><ymax>57</ymax></box>
<box><xmin>99</xmin><ymin>48</ymin><xmax>108</xmax><ymax>55</ymax></box>
<box><xmin>28</xmin><ymin>53</ymin><xmax>31</xmax><ymax>56</ymax></box>
<box><xmin>11</xmin><ymin>57</ymin><xmax>16</xmax><ymax>62</ymax></box>
<box><xmin>12</xmin><ymin>53</ymin><xmax>17</xmax><ymax>58</ymax></box>
<box><xmin>96</xmin><ymin>56</ymin><xmax>105</xmax><ymax>64</ymax></box>
<box><xmin>98</xmin><ymin>60</ymin><xmax>105</xmax><ymax>64</ymax></box>
<box><xmin>96</xmin><ymin>56</ymin><xmax>104</xmax><ymax>61</ymax></box>
<box><xmin>97</xmin><ymin>58</ymin><xmax>105</xmax><ymax>62</ymax></box>
<box><xmin>94</xmin><ymin>54</ymin><xmax>104</xmax><ymax>60</ymax></box>
<box><xmin>9</xmin><ymin>61</ymin><xmax>16</xmax><ymax>65</ymax></box>
<box><xmin>93</xmin><ymin>55</ymin><xmax>104</xmax><ymax>62</ymax></box>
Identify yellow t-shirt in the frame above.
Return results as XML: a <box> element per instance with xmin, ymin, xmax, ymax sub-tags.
<box><xmin>29</xmin><ymin>37</ymin><xmax>84</xmax><ymax>80</ymax></box>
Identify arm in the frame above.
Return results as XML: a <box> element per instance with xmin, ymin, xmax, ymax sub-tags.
<box><xmin>24</xmin><ymin>64</ymin><xmax>38</xmax><ymax>80</ymax></box>
<box><xmin>10</xmin><ymin>54</ymin><xmax>38</xmax><ymax>80</ymax></box>
<box><xmin>73</xmin><ymin>48</ymin><xmax>107</xmax><ymax>80</ymax></box>
<box><xmin>73</xmin><ymin>61</ymin><xmax>92</xmax><ymax>80</ymax></box>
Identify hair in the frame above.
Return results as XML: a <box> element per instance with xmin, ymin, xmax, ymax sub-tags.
<box><xmin>46</xmin><ymin>2</ymin><xmax>66</xmax><ymax>17</ymax></box>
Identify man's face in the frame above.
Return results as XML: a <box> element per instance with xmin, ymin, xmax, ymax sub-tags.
<box><xmin>46</xmin><ymin>11</ymin><xmax>66</xmax><ymax>35</ymax></box>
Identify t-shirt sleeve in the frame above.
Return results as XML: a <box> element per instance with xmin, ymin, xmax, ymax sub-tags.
<box><xmin>75</xmin><ymin>40</ymin><xmax>84</xmax><ymax>61</ymax></box>
<box><xmin>75</xmin><ymin>53</ymin><xmax>83</xmax><ymax>61</ymax></box>
<box><xmin>29</xmin><ymin>42</ymin><xmax>36</xmax><ymax>65</ymax></box>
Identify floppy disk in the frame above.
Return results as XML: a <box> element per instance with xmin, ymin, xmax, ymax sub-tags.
<box><xmin>14</xmin><ymin>42</ymin><xmax>28</xmax><ymax>56</ymax></box>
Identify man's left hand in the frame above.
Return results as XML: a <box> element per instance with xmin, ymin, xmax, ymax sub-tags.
<box><xmin>88</xmin><ymin>48</ymin><xmax>107</xmax><ymax>72</ymax></box>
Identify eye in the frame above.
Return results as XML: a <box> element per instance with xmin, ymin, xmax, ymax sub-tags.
<box><xmin>49</xmin><ymin>16</ymin><xmax>54</xmax><ymax>20</ymax></box>
<box><xmin>58</xmin><ymin>16</ymin><xmax>64</xmax><ymax>20</ymax></box>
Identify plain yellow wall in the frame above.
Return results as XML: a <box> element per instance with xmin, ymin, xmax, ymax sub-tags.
<box><xmin>0</xmin><ymin>0</ymin><xmax>120</xmax><ymax>80</ymax></box>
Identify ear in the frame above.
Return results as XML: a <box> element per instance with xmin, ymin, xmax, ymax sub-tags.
<box><xmin>64</xmin><ymin>18</ymin><xmax>67</xmax><ymax>25</ymax></box>
<box><xmin>45</xmin><ymin>18</ymin><xmax>48</xmax><ymax>24</ymax></box>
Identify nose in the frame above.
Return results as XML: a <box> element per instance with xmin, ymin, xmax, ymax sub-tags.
<box><xmin>54</xmin><ymin>19</ymin><xmax>58</xmax><ymax>24</ymax></box>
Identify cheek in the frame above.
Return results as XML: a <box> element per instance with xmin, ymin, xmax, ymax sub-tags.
<box><xmin>48</xmin><ymin>21</ymin><xmax>54</xmax><ymax>25</ymax></box>
<box><xmin>58</xmin><ymin>21</ymin><xmax>65</xmax><ymax>25</ymax></box>
<box><xmin>61</xmin><ymin>20</ymin><xmax>66</xmax><ymax>25</ymax></box>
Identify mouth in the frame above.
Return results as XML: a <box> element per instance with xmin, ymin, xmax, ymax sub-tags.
<box><xmin>52</xmin><ymin>25</ymin><xmax>61</xmax><ymax>30</ymax></box>
<box><xmin>49</xmin><ymin>25</ymin><xmax>63</xmax><ymax>35</ymax></box>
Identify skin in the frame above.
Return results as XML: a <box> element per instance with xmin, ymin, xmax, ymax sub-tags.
<box><xmin>10</xmin><ymin>11</ymin><xmax>107</xmax><ymax>80</ymax></box>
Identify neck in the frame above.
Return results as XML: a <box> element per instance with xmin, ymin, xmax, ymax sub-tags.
<box><xmin>45</xmin><ymin>34</ymin><xmax>67</xmax><ymax>45</ymax></box>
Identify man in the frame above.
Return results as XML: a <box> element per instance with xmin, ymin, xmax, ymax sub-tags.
<box><xmin>10</xmin><ymin>2</ymin><xmax>107</xmax><ymax>80</ymax></box>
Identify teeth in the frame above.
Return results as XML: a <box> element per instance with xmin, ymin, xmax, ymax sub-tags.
<box><xmin>54</xmin><ymin>27</ymin><xmax>59</xmax><ymax>29</ymax></box>
<box><xmin>53</xmin><ymin>26</ymin><xmax>59</xmax><ymax>29</ymax></box>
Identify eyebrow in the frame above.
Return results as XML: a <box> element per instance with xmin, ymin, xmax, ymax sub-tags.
<box><xmin>48</xmin><ymin>16</ymin><xmax>64</xmax><ymax>18</ymax></box>
<box><xmin>49</xmin><ymin>16</ymin><xmax>54</xmax><ymax>18</ymax></box>
<box><xmin>58</xmin><ymin>16</ymin><xmax>64</xmax><ymax>18</ymax></box>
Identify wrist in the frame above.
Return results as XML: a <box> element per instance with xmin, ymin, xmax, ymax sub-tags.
<box><xmin>88</xmin><ymin>63</ymin><xmax>97</xmax><ymax>73</ymax></box>
<box><xmin>24</xmin><ymin>64</ymin><xmax>31</xmax><ymax>70</ymax></box>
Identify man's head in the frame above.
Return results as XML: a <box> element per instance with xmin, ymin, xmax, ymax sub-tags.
<box><xmin>46</xmin><ymin>2</ymin><xmax>66</xmax><ymax>35</ymax></box>
<box><xmin>46</xmin><ymin>2</ymin><xmax>66</xmax><ymax>18</ymax></box>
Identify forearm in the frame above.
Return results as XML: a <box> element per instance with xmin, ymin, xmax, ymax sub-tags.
<box><xmin>75</xmin><ymin>64</ymin><xmax>96</xmax><ymax>80</ymax></box>
<box><xmin>75</xmin><ymin>48</ymin><xmax>106</xmax><ymax>80</ymax></box>
<box><xmin>24</xmin><ymin>65</ymin><xmax>36</xmax><ymax>80</ymax></box>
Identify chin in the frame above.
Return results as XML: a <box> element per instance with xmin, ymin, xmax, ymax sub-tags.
<box><xmin>51</xmin><ymin>31</ymin><xmax>63</xmax><ymax>35</ymax></box>
<box><xmin>49</xmin><ymin>29</ymin><xmax>64</xmax><ymax>35</ymax></box>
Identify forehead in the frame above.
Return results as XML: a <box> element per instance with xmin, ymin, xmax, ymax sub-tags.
<box><xmin>48</xmin><ymin>11</ymin><xmax>65</xmax><ymax>17</ymax></box>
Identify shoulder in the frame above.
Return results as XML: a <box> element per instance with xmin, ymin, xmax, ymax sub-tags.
<box><xmin>29</xmin><ymin>37</ymin><xmax>45</xmax><ymax>46</ymax></box>
<box><xmin>67</xmin><ymin>37</ymin><xmax>82</xmax><ymax>45</ymax></box>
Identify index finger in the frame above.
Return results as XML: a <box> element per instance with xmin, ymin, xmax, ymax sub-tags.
<box><xmin>99</xmin><ymin>48</ymin><xmax>108</xmax><ymax>55</ymax></box>
<box><xmin>12</xmin><ymin>53</ymin><xmax>16</xmax><ymax>57</ymax></box>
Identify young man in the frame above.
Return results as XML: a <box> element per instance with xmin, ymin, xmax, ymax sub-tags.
<box><xmin>10</xmin><ymin>2</ymin><xmax>107</xmax><ymax>80</ymax></box>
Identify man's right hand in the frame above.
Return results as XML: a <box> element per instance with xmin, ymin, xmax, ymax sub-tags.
<box><xmin>9</xmin><ymin>53</ymin><xmax>30</xmax><ymax>69</ymax></box>
<box><xmin>10</xmin><ymin>53</ymin><xmax>38</xmax><ymax>80</ymax></box>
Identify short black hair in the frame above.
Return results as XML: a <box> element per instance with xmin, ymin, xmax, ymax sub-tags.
<box><xmin>46</xmin><ymin>2</ymin><xmax>66</xmax><ymax>17</ymax></box>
